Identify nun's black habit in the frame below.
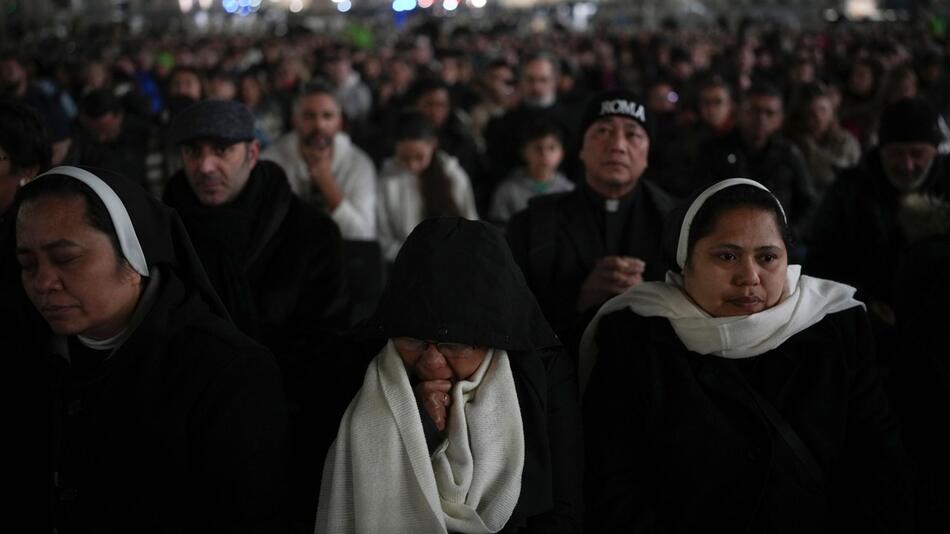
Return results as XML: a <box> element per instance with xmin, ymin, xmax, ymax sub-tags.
<box><xmin>15</xmin><ymin>166</ymin><xmax>290</xmax><ymax>533</ymax></box>
<box><xmin>582</xmin><ymin>179</ymin><xmax>912</xmax><ymax>533</ymax></box>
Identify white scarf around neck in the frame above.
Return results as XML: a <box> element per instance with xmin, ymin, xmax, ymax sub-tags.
<box><xmin>577</xmin><ymin>177</ymin><xmax>860</xmax><ymax>394</ymax></box>
<box><xmin>578</xmin><ymin>264</ymin><xmax>864</xmax><ymax>394</ymax></box>
<box><xmin>315</xmin><ymin>341</ymin><xmax>525</xmax><ymax>534</ymax></box>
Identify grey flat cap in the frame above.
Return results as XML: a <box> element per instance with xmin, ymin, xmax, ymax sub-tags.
<box><xmin>170</xmin><ymin>99</ymin><xmax>256</xmax><ymax>145</ymax></box>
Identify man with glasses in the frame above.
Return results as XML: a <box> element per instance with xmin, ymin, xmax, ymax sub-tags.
<box><xmin>697</xmin><ymin>82</ymin><xmax>816</xmax><ymax>243</ymax></box>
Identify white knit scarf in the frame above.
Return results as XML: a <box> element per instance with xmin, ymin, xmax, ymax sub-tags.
<box><xmin>315</xmin><ymin>341</ymin><xmax>525</xmax><ymax>534</ymax></box>
<box><xmin>577</xmin><ymin>178</ymin><xmax>864</xmax><ymax>394</ymax></box>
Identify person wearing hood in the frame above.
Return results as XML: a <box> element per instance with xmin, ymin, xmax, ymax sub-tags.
<box><xmin>161</xmin><ymin>99</ymin><xmax>348</xmax><ymax>529</ymax></box>
<box><xmin>581</xmin><ymin>178</ymin><xmax>912</xmax><ymax>533</ymax></box>
<box><xmin>13</xmin><ymin>165</ymin><xmax>290</xmax><ymax>532</ymax></box>
<box><xmin>807</xmin><ymin>97</ymin><xmax>950</xmax><ymax>363</ymax></box>
<box><xmin>316</xmin><ymin>217</ymin><xmax>582</xmax><ymax>534</ymax></box>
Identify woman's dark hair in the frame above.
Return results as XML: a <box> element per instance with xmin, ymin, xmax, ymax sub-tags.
<box><xmin>16</xmin><ymin>174</ymin><xmax>126</xmax><ymax>266</ymax></box>
<box><xmin>0</xmin><ymin>99</ymin><xmax>52</xmax><ymax>173</ymax></box>
<box><xmin>684</xmin><ymin>184</ymin><xmax>792</xmax><ymax>267</ymax></box>
<box><xmin>393</xmin><ymin>111</ymin><xmax>462</xmax><ymax>219</ymax></box>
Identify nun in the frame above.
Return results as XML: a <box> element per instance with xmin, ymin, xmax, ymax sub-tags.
<box><xmin>316</xmin><ymin>217</ymin><xmax>582</xmax><ymax>534</ymax></box>
<box><xmin>13</xmin><ymin>166</ymin><xmax>290</xmax><ymax>532</ymax></box>
<box><xmin>580</xmin><ymin>178</ymin><xmax>912</xmax><ymax>533</ymax></box>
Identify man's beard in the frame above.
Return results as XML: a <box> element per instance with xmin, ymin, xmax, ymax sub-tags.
<box><xmin>885</xmin><ymin>157</ymin><xmax>934</xmax><ymax>194</ymax></box>
<box><xmin>302</xmin><ymin>131</ymin><xmax>333</xmax><ymax>150</ymax></box>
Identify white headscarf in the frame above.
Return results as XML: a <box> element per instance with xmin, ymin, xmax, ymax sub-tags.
<box><xmin>578</xmin><ymin>178</ymin><xmax>864</xmax><ymax>393</ymax></box>
<box><xmin>33</xmin><ymin>166</ymin><xmax>149</xmax><ymax>276</ymax></box>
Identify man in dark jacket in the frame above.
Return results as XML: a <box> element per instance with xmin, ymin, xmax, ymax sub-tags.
<box><xmin>162</xmin><ymin>99</ymin><xmax>348</xmax><ymax>530</ymax></box>
<box><xmin>807</xmin><ymin>97</ymin><xmax>950</xmax><ymax>362</ymax></box>
<box><xmin>697</xmin><ymin>82</ymin><xmax>816</xmax><ymax>243</ymax></box>
<box><xmin>507</xmin><ymin>90</ymin><xmax>674</xmax><ymax>358</ymax></box>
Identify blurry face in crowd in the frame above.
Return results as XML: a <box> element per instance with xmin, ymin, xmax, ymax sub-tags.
<box><xmin>739</xmin><ymin>94</ymin><xmax>783</xmax><ymax>149</ymax></box>
<box><xmin>325</xmin><ymin>58</ymin><xmax>351</xmax><ymax>85</ymax></box>
<box><xmin>393</xmin><ymin>337</ymin><xmax>488</xmax><ymax>383</ymax></box>
<box><xmin>440</xmin><ymin>57</ymin><xmax>461</xmax><ymax>84</ymax></box>
<box><xmin>850</xmin><ymin>64</ymin><xmax>875</xmax><ymax>96</ymax></box>
<box><xmin>880</xmin><ymin>141</ymin><xmax>937</xmax><ymax>193</ymax></box>
<box><xmin>293</xmin><ymin>93</ymin><xmax>343</xmax><ymax>150</ymax></box>
<box><xmin>181</xmin><ymin>140</ymin><xmax>259</xmax><ymax>206</ymax></box>
<box><xmin>805</xmin><ymin>95</ymin><xmax>835</xmax><ymax>138</ymax></box>
<box><xmin>0</xmin><ymin>58</ymin><xmax>28</xmax><ymax>98</ymax></box>
<box><xmin>16</xmin><ymin>195</ymin><xmax>142</xmax><ymax>339</ymax></box>
<box><xmin>208</xmin><ymin>78</ymin><xmax>237</xmax><ymax>101</ymax></box>
<box><xmin>485</xmin><ymin>65</ymin><xmax>514</xmax><ymax>103</ymax></box>
<box><xmin>417</xmin><ymin>88</ymin><xmax>451</xmax><ymax>129</ymax></box>
<box><xmin>580</xmin><ymin>116</ymin><xmax>650</xmax><ymax>198</ymax></box>
<box><xmin>395</xmin><ymin>138</ymin><xmax>436</xmax><ymax>177</ymax></box>
<box><xmin>1</xmin><ymin>146</ymin><xmax>21</xmax><ymax>212</ymax></box>
<box><xmin>389</xmin><ymin>60</ymin><xmax>415</xmax><ymax>91</ymax></box>
<box><xmin>699</xmin><ymin>85</ymin><xmax>733</xmax><ymax>130</ymax></box>
<box><xmin>80</xmin><ymin>112</ymin><xmax>124</xmax><ymax>144</ymax></box>
<box><xmin>683</xmin><ymin>207</ymin><xmax>788</xmax><ymax>317</ymax></box>
<box><xmin>647</xmin><ymin>83</ymin><xmax>678</xmax><ymax>114</ymax></box>
<box><xmin>521</xmin><ymin>134</ymin><xmax>563</xmax><ymax>181</ymax></box>
<box><xmin>82</xmin><ymin>62</ymin><xmax>110</xmax><ymax>91</ymax></box>
<box><xmin>520</xmin><ymin>58</ymin><xmax>557</xmax><ymax>107</ymax></box>
<box><xmin>170</xmin><ymin>71</ymin><xmax>203</xmax><ymax>100</ymax></box>
<box><xmin>239</xmin><ymin>76</ymin><xmax>262</xmax><ymax>107</ymax></box>
<box><xmin>889</xmin><ymin>72</ymin><xmax>918</xmax><ymax>102</ymax></box>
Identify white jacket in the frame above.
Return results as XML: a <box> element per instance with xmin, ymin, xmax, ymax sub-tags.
<box><xmin>376</xmin><ymin>151</ymin><xmax>479</xmax><ymax>261</ymax></box>
<box><xmin>262</xmin><ymin>131</ymin><xmax>377</xmax><ymax>240</ymax></box>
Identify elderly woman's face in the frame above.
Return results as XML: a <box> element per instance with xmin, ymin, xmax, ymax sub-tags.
<box><xmin>16</xmin><ymin>195</ymin><xmax>142</xmax><ymax>339</ymax></box>
<box><xmin>683</xmin><ymin>207</ymin><xmax>787</xmax><ymax>317</ymax></box>
<box><xmin>393</xmin><ymin>337</ymin><xmax>488</xmax><ymax>383</ymax></box>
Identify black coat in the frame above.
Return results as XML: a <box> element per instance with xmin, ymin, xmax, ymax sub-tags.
<box><xmin>41</xmin><ymin>269</ymin><xmax>291</xmax><ymax>533</ymax></box>
<box><xmin>807</xmin><ymin>150</ymin><xmax>950</xmax><ymax>313</ymax></box>
<box><xmin>164</xmin><ymin>161</ymin><xmax>348</xmax><ymax>400</ymax></box>
<box><xmin>361</xmin><ymin>218</ymin><xmax>583</xmax><ymax>533</ymax></box>
<box><xmin>506</xmin><ymin>181</ymin><xmax>674</xmax><ymax>356</ymax></box>
<box><xmin>697</xmin><ymin>130</ymin><xmax>817</xmax><ymax>237</ymax></box>
<box><xmin>584</xmin><ymin>307</ymin><xmax>912</xmax><ymax>533</ymax></box>
<box><xmin>164</xmin><ymin>161</ymin><xmax>348</xmax><ymax>526</ymax></box>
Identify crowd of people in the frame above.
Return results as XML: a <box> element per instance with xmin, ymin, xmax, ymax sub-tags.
<box><xmin>2</xmin><ymin>13</ymin><xmax>949</xmax><ymax>533</ymax></box>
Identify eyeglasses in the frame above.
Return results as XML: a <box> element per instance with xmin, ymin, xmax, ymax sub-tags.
<box><xmin>393</xmin><ymin>337</ymin><xmax>477</xmax><ymax>359</ymax></box>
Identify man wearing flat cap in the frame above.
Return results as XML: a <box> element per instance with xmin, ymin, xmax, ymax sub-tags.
<box><xmin>161</xmin><ymin>99</ymin><xmax>349</xmax><ymax>529</ymax></box>
<box><xmin>507</xmin><ymin>90</ymin><xmax>674</xmax><ymax>359</ymax></box>
<box><xmin>808</xmin><ymin>97</ymin><xmax>950</xmax><ymax>357</ymax></box>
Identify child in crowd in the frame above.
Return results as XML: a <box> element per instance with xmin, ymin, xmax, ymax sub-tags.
<box><xmin>489</xmin><ymin>120</ymin><xmax>574</xmax><ymax>224</ymax></box>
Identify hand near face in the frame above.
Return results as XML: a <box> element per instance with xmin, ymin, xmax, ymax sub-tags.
<box><xmin>299</xmin><ymin>138</ymin><xmax>343</xmax><ymax>209</ymax></box>
<box><xmin>576</xmin><ymin>255</ymin><xmax>645</xmax><ymax>311</ymax></box>
<box><xmin>415</xmin><ymin>379</ymin><xmax>452</xmax><ymax>432</ymax></box>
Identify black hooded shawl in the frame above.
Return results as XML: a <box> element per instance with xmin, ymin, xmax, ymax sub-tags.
<box><xmin>360</xmin><ymin>217</ymin><xmax>582</xmax><ymax>533</ymax></box>
<box><xmin>14</xmin><ymin>166</ymin><xmax>290</xmax><ymax>533</ymax></box>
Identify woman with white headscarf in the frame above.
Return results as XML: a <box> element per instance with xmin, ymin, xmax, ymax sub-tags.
<box><xmin>13</xmin><ymin>166</ymin><xmax>290</xmax><ymax>532</ymax></box>
<box><xmin>580</xmin><ymin>178</ymin><xmax>912</xmax><ymax>533</ymax></box>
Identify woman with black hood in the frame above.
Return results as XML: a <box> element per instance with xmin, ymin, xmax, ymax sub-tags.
<box><xmin>14</xmin><ymin>165</ymin><xmax>289</xmax><ymax>532</ymax></box>
<box><xmin>316</xmin><ymin>217</ymin><xmax>582</xmax><ymax>533</ymax></box>
<box><xmin>580</xmin><ymin>178</ymin><xmax>912</xmax><ymax>533</ymax></box>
